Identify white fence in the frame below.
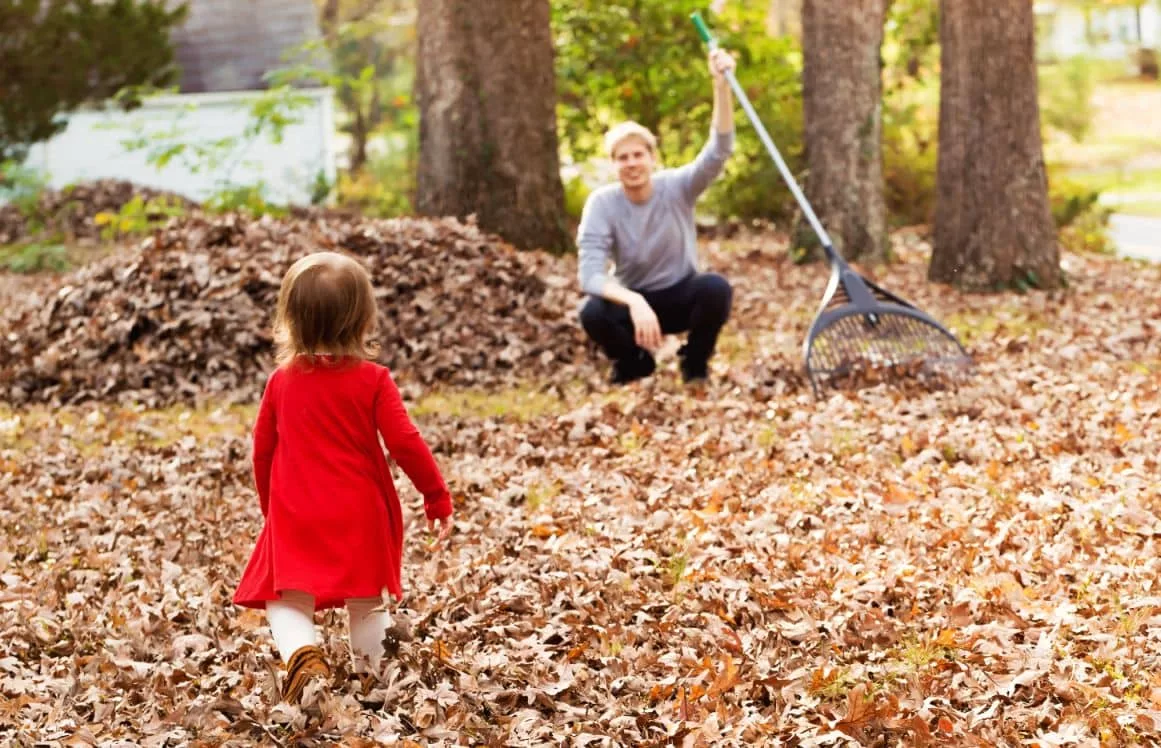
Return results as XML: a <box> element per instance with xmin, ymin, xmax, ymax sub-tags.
<box><xmin>21</xmin><ymin>87</ymin><xmax>337</xmax><ymax>206</ymax></box>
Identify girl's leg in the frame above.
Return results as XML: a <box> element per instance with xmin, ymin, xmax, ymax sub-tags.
<box><xmin>265</xmin><ymin>589</ymin><xmax>318</xmax><ymax>661</ymax></box>
<box><xmin>346</xmin><ymin>596</ymin><xmax>390</xmax><ymax>673</ymax></box>
<box><xmin>266</xmin><ymin>590</ymin><xmax>330</xmax><ymax>703</ymax></box>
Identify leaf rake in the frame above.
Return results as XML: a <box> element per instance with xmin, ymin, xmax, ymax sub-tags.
<box><xmin>692</xmin><ymin>12</ymin><xmax>972</xmax><ymax>396</ymax></box>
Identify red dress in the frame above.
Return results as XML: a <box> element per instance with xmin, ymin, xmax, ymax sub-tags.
<box><xmin>233</xmin><ymin>357</ymin><xmax>452</xmax><ymax>610</ymax></box>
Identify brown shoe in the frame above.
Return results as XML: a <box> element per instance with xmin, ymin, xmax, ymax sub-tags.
<box><xmin>281</xmin><ymin>645</ymin><xmax>331</xmax><ymax>705</ymax></box>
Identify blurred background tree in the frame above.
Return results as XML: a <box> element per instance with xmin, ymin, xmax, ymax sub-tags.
<box><xmin>0</xmin><ymin>0</ymin><xmax>188</xmax><ymax>164</ymax></box>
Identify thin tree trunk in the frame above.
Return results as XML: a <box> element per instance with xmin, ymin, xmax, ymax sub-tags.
<box><xmin>931</xmin><ymin>0</ymin><xmax>1060</xmax><ymax>290</ymax></box>
<box><xmin>798</xmin><ymin>0</ymin><xmax>888</xmax><ymax>263</ymax></box>
<box><xmin>415</xmin><ymin>0</ymin><xmax>571</xmax><ymax>253</ymax></box>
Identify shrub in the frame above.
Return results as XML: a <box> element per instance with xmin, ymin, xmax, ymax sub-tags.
<box><xmin>1039</xmin><ymin>57</ymin><xmax>1097</xmax><ymax>143</ymax></box>
<box><xmin>0</xmin><ymin>242</ymin><xmax>69</xmax><ymax>273</ymax></box>
<box><xmin>1048</xmin><ymin>169</ymin><xmax>1113</xmax><ymax>255</ymax></box>
<box><xmin>94</xmin><ymin>194</ymin><xmax>187</xmax><ymax>239</ymax></box>
<box><xmin>882</xmin><ymin>100</ymin><xmax>938</xmax><ymax>227</ymax></box>
<box><xmin>562</xmin><ymin>174</ymin><xmax>592</xmax><ymax>222</ymax></box>
<box><xmin>205</xmin><ymin>184</ymin><xmax>288</xmax><ymax>218</ymax></box>
<box><xmin>335</xmin><ymin>134</ymin><xmax>417</xmax><ymax>218</ymax></box>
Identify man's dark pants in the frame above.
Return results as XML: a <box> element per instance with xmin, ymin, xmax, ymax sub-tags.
<box><xmin>579</xmin><ymin>272</ymin><xmax>733</xmax><ymax>383</ymax></box>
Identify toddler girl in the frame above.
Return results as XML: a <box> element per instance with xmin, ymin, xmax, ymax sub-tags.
<box><xmin>233</xmin><ymin>251</ymin><xmax>454</xmax><ymax>704</ymax></box>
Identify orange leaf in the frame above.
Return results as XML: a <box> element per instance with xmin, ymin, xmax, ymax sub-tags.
<box><xmin>936</xmin><ymin>628</ymin><xmax>958</xmax><ymax>648</ymax></box>
<box><xmin>937</xmin><ymin>716</ymin><xmax>954</xmax><ymax>734</ymax></box>
<box><xmin>986</xmin><ymin>461</ymin><xmax>1001</xmax><ymax>481</ymax></box>
<box><xmin>708</xmin><ymin>653</ymin><xmax>739</xmax><ymax>698</ymax></box>
<box><xmin>885</xmin><ymin>483</ymin><xmax>916</xmax><ymax>504</ymax></box>
<box><xmin>836</xmin><ymin>683</ymin><xmax>875</xmax><ymax>735</ymax></box>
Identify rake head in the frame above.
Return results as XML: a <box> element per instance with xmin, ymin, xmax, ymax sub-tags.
<box><xmin>803</xmin><ymin>272</ymin><xmax>972</xmax><ymax>396</ymax></box>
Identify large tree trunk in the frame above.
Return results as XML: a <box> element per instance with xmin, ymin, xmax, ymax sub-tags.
<box><xmin>931</xmin><ymin>0</ymin><xmax>1060</xmax><ymax>290</ymax></box>
<box><xmin>798</xmin><ymin>0</ymin><xmax>888</xmax><ymax>263</ymax></box>
<box><xmin>415</xmin><ymin>0</ymin><xmax>571</xmax><ymax>253</ymax></box>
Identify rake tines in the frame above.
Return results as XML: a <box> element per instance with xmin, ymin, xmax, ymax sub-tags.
<box><xmin>805</xmin><ymin>308</ymin><xmax>971</xmax><ymax>395</ymax></box>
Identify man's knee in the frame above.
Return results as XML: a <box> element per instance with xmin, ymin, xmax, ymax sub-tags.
<box><xmin>694</xmin><ymin>273</ymin><xmax>733</xmax><ymax>314</ymax></box>
<box><xmin>579</xmin><ymin>296</ymin><xmax>613</xmax><ymax>335</ymax></box>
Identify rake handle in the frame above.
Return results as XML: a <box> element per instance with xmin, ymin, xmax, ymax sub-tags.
<box><xmin>690</xmin><ymin>12</ymin><xmax>836</xmax><ymax>259</ymax></box>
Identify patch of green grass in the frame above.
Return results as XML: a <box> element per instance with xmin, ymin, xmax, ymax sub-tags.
<box><xmin>807</xmin><ymin>667</ymin><xmax>859</xmax><ymax>700</ymax></box>
<box><xmin>525</xmin><ymin>480</ymin><xmax>561</xmax><ymax>513</ymax></box>
<box><xmin>1047</xmin><ymin>134</ymin><xmax>1161</xmax><ymax>171</ymax></box>
<box><xmin>411</xmin><ymin>384</ymin><xmax>569</xmax><ymax>421</ymax></box>
<box><xmin>0</xmin><ymin>403</ymin><xmax>256</xmax><ymax>454</ymax></box>
<box><xmin>944</xmin><ymin>308</ymin><xmax>1048</xmax><ymax>346</ymax></box>
<box><xmin>1110</xmin><ymin>200</ymin><xmax>1161</xmax><ymax>217</ymax></box>
<box><xmin>618</xmin><ymin>431</ymin><xmax>643</xmax><ymax>453</ymax></box>
<box><xmin>664</xmin><ymin>553</ymin><xmax>688</xmax><ymax>588</ymax></box>
<box><xmin>1070</xmin><ymin>166</ymin><xmax>1161</xmax><ymax>193</ymax></box>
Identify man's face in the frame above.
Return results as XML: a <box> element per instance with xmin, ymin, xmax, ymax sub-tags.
<box><xmin>612</xmin><ymin>137</ymin><xmax>656</xmax><ymax>191</ymax></box>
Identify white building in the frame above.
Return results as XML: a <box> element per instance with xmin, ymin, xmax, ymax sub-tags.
<box><xmin>1035</xmin><ymin>1</ymin><xmax>1161</xmax><ymax>61</ymax></box>
<box><xmin>21</xmin><ymin>0</ymin><xmax>336</xmax><ymax>207</ymax></box>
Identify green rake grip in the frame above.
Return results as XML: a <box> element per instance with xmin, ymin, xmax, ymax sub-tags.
<box><xmin>690</xmin><ymin>12</ymin><xmax>715</xmax><ymax>46</ymax></box>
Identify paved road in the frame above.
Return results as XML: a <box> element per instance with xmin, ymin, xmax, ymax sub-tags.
<box><xmin>1109</xmin><ymin>214</ymin><xmax>1161</xmax><ymax>262</ymax></box>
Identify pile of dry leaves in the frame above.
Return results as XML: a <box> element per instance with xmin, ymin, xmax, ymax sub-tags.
<box><xmin>3</xmin><ymin>224</ymin><xmax>1161</xmax><ymax>745</ymax></box>
<box><xmin>0</xmin><ymin>212</ymin><xmax>589</xmax><ymax>407</ymax></box>
<box><xmin>0</xmin><ymin>180</ymin><xmax>198</xmax><ymax>245</ymax></box>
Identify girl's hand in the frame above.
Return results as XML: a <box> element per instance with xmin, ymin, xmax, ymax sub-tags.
<box><xmin>427</xmin><ymin>515</ymin><xmax>454</xmax><ymax>549</ymax></box>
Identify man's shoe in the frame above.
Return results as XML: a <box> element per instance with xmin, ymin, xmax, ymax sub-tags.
<box><xmin>610</xmin><ymin>350</ymin><xmax>656</xmax><ymax>384</ymax></box>
<box><xmin>677</xmin><ymin>345</ymin><xmax>709</xmax><ymax>384</ymax></box>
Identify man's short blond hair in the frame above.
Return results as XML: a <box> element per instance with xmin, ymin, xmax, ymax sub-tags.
<box><xmin>604</xmin><ymin>121</ymin><xmax>657</xmax><ymax>158</ymax></box>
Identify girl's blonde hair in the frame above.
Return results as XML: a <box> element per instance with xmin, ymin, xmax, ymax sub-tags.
<box><xmin>274</xmin><ymin>251</ymin><xmax>380</xmax><ymax>366</ymax></box>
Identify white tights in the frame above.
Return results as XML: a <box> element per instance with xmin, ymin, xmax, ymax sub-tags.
<box><xmin>265</xmin><ymin>589</ymin><xmax>392</xmax><ymax>673</ymax></box>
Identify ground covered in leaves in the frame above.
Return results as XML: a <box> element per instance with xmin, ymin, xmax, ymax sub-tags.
<box><xmin>3</xmin><ymin>214</ymin><xmax>1161</xmax><ymax>746</ymax></box>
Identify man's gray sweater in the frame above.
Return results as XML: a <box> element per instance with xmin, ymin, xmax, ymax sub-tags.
<box><xmin>576</xmin><ymin>129</ymin><xmax>735</xmax><ymax>297</ymax></box>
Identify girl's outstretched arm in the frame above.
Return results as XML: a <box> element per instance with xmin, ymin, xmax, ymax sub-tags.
<box><xmin>374</xmin><ymin>368</ymin><xmax>453</xmax><ymax>521</ymax></box>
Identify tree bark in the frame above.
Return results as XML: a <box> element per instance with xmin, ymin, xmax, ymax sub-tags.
<box><xmin>931</xmin><ymin>0</ymin><xmax>1060</xmax><ymax>290</ymax></box>
<box><xmin>415</xmin><ymin>0</ymin><xmax>571</xmax><ymax>253</ymax></box>
<box><xmin>798</xmin><ymin>0</ymin><xmax>888</xmax><ymax>263</ymax></box>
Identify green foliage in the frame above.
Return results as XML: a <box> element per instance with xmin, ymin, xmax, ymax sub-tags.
<box><xmin>882</xmin><ymin>89</ymin><xmax>939</xmax><ymax>227</ymax></box>
<box><xmin>1048</xmin><ymin>168</ymin><xmax>1114</xmax><ymax>254</ymax></box>
<box><xmin>881</xmin><ymin>0</ymin><xmax>940</xmax><ymax>227</ymax></box>
<box><xmin>0</xmin><ymin>160</ymin><xmax>51</xmax><ymax>216</ymax></box>
<box><xmin>115</xmin><ymin>85</ymin><xmax>314</xmax><ymax>179</ymax></box>
<box><xmin>205</xmin><ymin>184</ymin><xmax>287</xmax><ymax>218</ymax></box>
<box><xmin>1048</xmin><ymin>170</ymin><xmax>1106</xmax><ymax>227</ymax></box>
<box><xmin>110</xmin><ymin>85</ymin><xmax>314</xmax><ymax>214</ymax></box>
<box><xmin>309</xmin><ymin>169</ymin><xmax>334</xmax><ymax>206</ymax></box>
<box><xmin>1059</xmin><ymin>208</ymin><xmax>1115</xmax><ymax>255</ymax></box>
<box><xmin>563</xmin><ymin>174</ymin><xmax>593</xmax><ymax>222</ymax></box>
<box><xmin>0</xmin><ymin>0</ymin><xmax>188</xmax><ymax>163</ymax></box>
<box><xmin>0</xmin><ymin>242</ymin><xmax>69</xmax><ymax>273</ymax></box>
<box><xmin>335</xmin><ymin>129</ymin><xmax>418</xmax><ymax>218</ymax></box>
<box><xmin>93</xmin><ymin>194</ymin><xmax>186</xmax><ymax>240</ymax></box>
<box><xmin>1039</xmin><ymin>57</ymin><xmax>1097</xmax><ymax>142</ymax></box>
<box><xmin>552</xmin><ymin>0</ymin><xmax>803</xmax><ymax>222</ymax></box>
<box><xmin>882</xmin><ymin>0</ymin><xmax>940</xmax><ymax>90</ymax></box>
<box><xmin>272</xmin><ymin>2</ymin><xmax>416</xmax><ymax>174</ymax></box>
